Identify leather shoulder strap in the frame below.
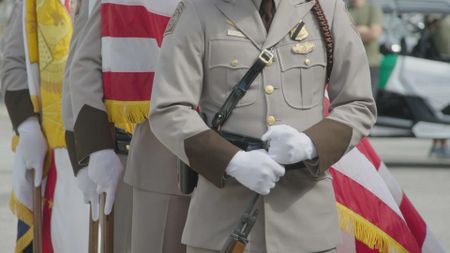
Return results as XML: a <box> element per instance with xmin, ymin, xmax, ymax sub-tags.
<box><xmin>311</xmin><ymin>0</ymin><xmax>334</xmax><ymax>83</ymax></box>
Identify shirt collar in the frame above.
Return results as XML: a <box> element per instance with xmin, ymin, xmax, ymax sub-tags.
<box><xmin>252</xmin><ymin>0</ymin><xmax>280</xmax><ymax>9</ymax></box>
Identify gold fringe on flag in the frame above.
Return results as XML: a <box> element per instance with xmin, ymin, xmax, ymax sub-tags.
<box><xmin>104</xmin><ymin>100</ymin><xmax>151</xmax><ymax>134</ymax></box>
<box><xmin>337</xmin><ymin>203</ymin><xmax>409</xmax><ymax>253</ymax></box>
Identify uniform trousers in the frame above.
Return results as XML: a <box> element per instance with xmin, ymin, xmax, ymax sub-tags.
<box><xmin>113</xmin><ymin>154</ymin><xmax>133</xmax><ymax>253</ymax></box>
<box><xmin>186</xmin><ymin>246</ymin><xmax>337</xmax><ymax>253</ymax></box>
<box><xmin>51</xmin><ymin>149</ymin><xmax>89</xmax><ymax>252</ymax></box>
<box><xmin>130</xmin><ymin>187</ymin><xmax>190</xmax><ymax>253</ymax></box>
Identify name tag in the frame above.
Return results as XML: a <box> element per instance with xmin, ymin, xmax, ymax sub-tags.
<box><xmin>227</xmin><ymin>29</ymin><xmax>246</xmax><ymax>38</ymax></box>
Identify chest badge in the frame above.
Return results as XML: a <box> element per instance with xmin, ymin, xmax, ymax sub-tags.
<box><xmin>292</xmin><ymin>42</ymin><xmax>315</xmax><ymax>54</ymax></box>
<box><xmin>290</xmin><ymin>21</ymin><xmax>309</xmax><ymax>41</ymax></box>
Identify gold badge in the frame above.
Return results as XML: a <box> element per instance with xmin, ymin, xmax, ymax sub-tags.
<box><xmin>290</xmin><ymin>21</ymin><xmax>309</xmax><ymax>41</ymax></box>
<box><xmin>292</xmin><ymin>42</ymin><xmax>315</xmax><ymax>54</ymax></box>
<box><xmin>164</xmin><ymin>2</ymin><xmax>185</xmax><ymax>36</ymax></box>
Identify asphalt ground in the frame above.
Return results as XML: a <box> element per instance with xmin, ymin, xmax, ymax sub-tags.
<box><xmin>0</xmin><ymin>105</ymin><xmax>449</xmax><ymax>251</ymax></box>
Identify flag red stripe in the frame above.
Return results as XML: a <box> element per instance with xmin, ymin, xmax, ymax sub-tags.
<box><xmin>103</xmin><ymin>72</ymin><xmax>154</xmax><ymax>101</ymax></box>
<box><xmin>356</xmin><ymin>138</ymin><xmax>382</xmax><ymax>170</ymax></box>
<box><xmin>399</xmin><ymin>195</ymin><xmax>427</xmax><ymax>248</ymax></box>
<box><xmin>101</xmin><ymin>4</ymin><xmax>170</xmax><ymax>46</ymax></box>
<box><xmin>355</xmin><ymin>241</ymin><xmax>380</xmax><ymax>253</ymax></box>
<box><xmin>330</xmin><ymin>169</ymin><xmax>421</xmax><ymax>252</ymax></box>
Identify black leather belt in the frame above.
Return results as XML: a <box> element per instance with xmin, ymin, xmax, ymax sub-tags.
<box><xmin>221</xmin><ymin>131</ymin><xmax>305</xmax><ymax>170</ymax></box>
<box><xmin>114</xmin><ymin>128</ymin><xmax>132</xmax><ymax>155</ymax></box>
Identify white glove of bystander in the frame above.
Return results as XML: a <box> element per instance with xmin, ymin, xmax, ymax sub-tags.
<box><xmin>76</xmin><ymin>167</ymin><xmax>100</xmax><ymax>221</ymax></box>
<box><xmin>261</xmin><ymin>124</ymin><xmax>317</xmax><ymax>165</ymax></box>
<box><xmin>226</xmin><ymin>150</ymin><xmax>285</xmax><ymax>195</ymax></box>
<box><xmin>15</xmin><ymin>116</ymin><xmax>48</xmax><ymax>185</ymax></box>
<box><xmin>87</xmin><ymin>149</ymin><xmax>123</xmax><ymax>215</ymax></box>
<box><xmin>12</xmin><ymin>116</ymin><xmax>47</xmax><ymax>209</ymax></box>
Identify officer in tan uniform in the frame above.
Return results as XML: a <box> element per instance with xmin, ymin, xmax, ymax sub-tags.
<box><xmin>63</xmin><ymin>0</ymin><xmax>101</xmax><ymax>221</ymax></box>
<box><xmin>150</xmin><ymin>0</ymin><xmax>377</xmax><ymax>252</ymax></box>
<box><xmin>62</xmin><ymin>0</ymin><xmax>190</xmax><ymax>252</ymax></box>
<box><xmin>63</xmin><ymin>0</ymin><xmax>133</xmax><ymax>251</ymax></box>
<box><xmin>3</xmin><ymin>0</ymin><xmax>90</xmax><ymax>251</ymax></box>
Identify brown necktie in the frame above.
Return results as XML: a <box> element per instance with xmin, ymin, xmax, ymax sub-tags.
<box><xmin>259</xmin><ymin>0</ymin><xmax>276</xmax><ymax>31</ymax></box>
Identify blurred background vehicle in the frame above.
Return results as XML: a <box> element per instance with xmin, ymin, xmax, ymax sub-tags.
<box><xmin>359</xmin><ymin>0</ymin><xmax>450</xmax><ymax>141</ymax></box>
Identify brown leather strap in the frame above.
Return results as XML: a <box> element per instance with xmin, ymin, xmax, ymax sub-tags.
<box><xmin>310</xmin><ymin>0</ymin><xmax>334</xmax><ymax>82</ymax></box>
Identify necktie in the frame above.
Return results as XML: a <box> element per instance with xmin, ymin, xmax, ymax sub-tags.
<box><xmin>259</xmin><ymin>0</ymin><xmax>276</xmax><ymax>31</ymax></box>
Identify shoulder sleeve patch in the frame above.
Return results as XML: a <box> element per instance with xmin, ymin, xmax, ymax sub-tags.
<box><xmin>164</xmin><ymin>2</ymin><xmax>185</xmax><ymax>36</ymax></box>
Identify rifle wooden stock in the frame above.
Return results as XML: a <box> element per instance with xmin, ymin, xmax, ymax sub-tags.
<box><xmin>88</xmin><ymin>207</ymin><xmax>99</xmax><ymax>253</ymax></box>
<box><xmin>221</xmin><ymin>239</ymin><xmax>246</xmax><ymax>253</ymax></box>
<box><xmin>32</xmin><ymin>171</ymin><xmax>42</xmax><ymax>253</ymax></box>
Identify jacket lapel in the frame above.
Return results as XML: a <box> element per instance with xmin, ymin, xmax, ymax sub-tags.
<box><xmin>263</xmin><ymin>0</ymin><xmax>316</xmax><ymax>49</ymax></box>
<box><xmin>215</xmin><ymin>0</ymin><xmax>267</xmax><ymax>49</ymax></box>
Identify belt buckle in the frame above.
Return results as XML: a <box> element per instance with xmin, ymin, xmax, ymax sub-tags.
<box><xmin>258</xmin><ymin>49</ymin><xmax>274</xmax><ymax>66</ymax></box>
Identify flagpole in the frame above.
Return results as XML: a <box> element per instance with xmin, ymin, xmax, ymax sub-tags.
<box><xmin>89</xmin><ymin>205</ymin><xmax>99</xmax><ymax>253</ymax></box>
<box><xmin>32</xmin><ymin>170</ymin><xmax>42</xmax><ymax>253</ymax></box>
<box><xmin>101</xmin><ymin>194</ymin><xmax>114</xmax><ymax>253</ymax></box>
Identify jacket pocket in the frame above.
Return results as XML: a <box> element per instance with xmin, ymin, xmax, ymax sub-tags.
<box><xmin>277</xmin><ymin>39</ymin><xmax>326</xmax><ymax>109</ymax></box>
<box><xmin>207</xmin><ymin>38</ymin><xmax>260</xmax><ymax>107</ymax></box>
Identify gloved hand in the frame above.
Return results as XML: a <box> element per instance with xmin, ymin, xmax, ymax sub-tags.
<box><xmin>12</xmin><ymin>155</ymin><xmax>34</xmax><ymax>209</ymax></box>
<box><xmin>76</xmin><ymin>168</ymin><xmax>100</xmax><ymax>221</ymax></box>
<box><xmin>226</xmin><ymin>150</ymin><xmax>285</xmax><ymax>195</ymax></box>
<box><xmin>15</xmin><ymin>116</ymin><xmax>48</xmax><ymax>187</ymax></box>
<box><xmin>87</xmin><ymin>149</ymin><xmax>123</xmax><ymax>215</ymax></box>
<box><xmin>261</xmin><ymin>124</ymin><xmax>317</xmax><ymax>165</ymax></box>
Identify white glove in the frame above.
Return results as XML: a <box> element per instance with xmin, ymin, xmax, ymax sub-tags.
<box><xmin>87</xmin><ymin>149</ymin><xmax>124</xmax><ymax>215</ymax></box>
<box><xmin>226</xmin><ymin>150</ymin><xmax>285</xmax><ymax>195</ymax></box>
<box><xmin>15</xmin><ymin>117</ymin><xmax>48</xmax><ymax>187</ymax></box>
<box><xmin>76</xmin><ymin>168</ymin><xmax>100</xmax><ymax>221</ymax></box>
<box><xmin>261</xmin><ymin>124</ymin><xmax>317</xmax><ymax>165</ymax></box>
<box><xmin>12</xmin><ymin>154</ymin><xmax>34</xmax><ymax>209</ymax></box>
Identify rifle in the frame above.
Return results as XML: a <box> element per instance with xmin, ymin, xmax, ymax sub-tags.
<box><xmin>220</xmin><ymin>194</ymin><xmax>260</xmax><ymax>253</ymax></box>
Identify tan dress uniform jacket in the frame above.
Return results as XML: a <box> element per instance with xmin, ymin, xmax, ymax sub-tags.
<box><xmin>1</xmin><ymin>1</ymin><xmax>36</xmax><ymax>130</ymax></box>
<box><xmin>150</xmin><ymin>0</ymin><xmax>377</xmax><ymax>252</ymax></box>
<box><xmin>63</xmin><ymin>0</ymin><xmax>90</xmax><ymax>173</ymax></box>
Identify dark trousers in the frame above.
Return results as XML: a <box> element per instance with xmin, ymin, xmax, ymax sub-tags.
<box><xmin>370</xmin><ymin>66</ymin><xmax>380</xmax><ymax>99</ymax></box>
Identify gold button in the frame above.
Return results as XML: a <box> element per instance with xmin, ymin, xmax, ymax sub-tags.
<box><xmin>266</xmin><ymin>116</ymin><xmax>276</xmax><ymax>126</ymax></box>
<box><xmin>265</xmin><ymin>85</ymin><xmax>274</xmax><ymax>95</ymax></box>
<box><xmin>304</xmin><ymin>58</ymin><xmax>311</xmax><ymax>66</ymax></box>
<box><xmin>231</xmin><ymin>59</ymin><xmax>239</xmax><ymax>67</ymax></box>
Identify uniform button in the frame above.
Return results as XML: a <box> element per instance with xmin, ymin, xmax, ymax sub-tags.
<box><xmin>231</xmin><ymin>59</ymin><xmax>239</xmax><ymax>67</ymax></box>
<box><xmin>304</xmin><ymin>58</ymin><xmax>311</xmax><ymax>66</ymax></box>
<box><xmin>266</xmin><ymin>116</ymin><xmax>276</xmax><ymax>126</ymax></box>
<box><xmin>265</xmin><ymin>85</ymin><xmax>274</xmax><ymax>95</ymax></box>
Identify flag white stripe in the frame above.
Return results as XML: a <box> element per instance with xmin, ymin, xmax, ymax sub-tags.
<box><xmin>333</xmin><ymin>148</ymin><xmax>405</xmax><ymax>220</ymax></box>
<box><xmin>101</xmin><ymin>37</ymin><xmax>160</xmax><ymax>73</ymax></box>
<box><xmin>101</xmin><ymin>0</ymin><xmax>179</xmax><ymax>17</ymax></box>
<box><xmin>377</xmin><ymin>163</ymin><xmax>404</xmax><ymax>205</ymax></box>
<box><xmin>422</xmin><ymin>227</ymin><xmax>446</xmax><ymax>253</ymax></box>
